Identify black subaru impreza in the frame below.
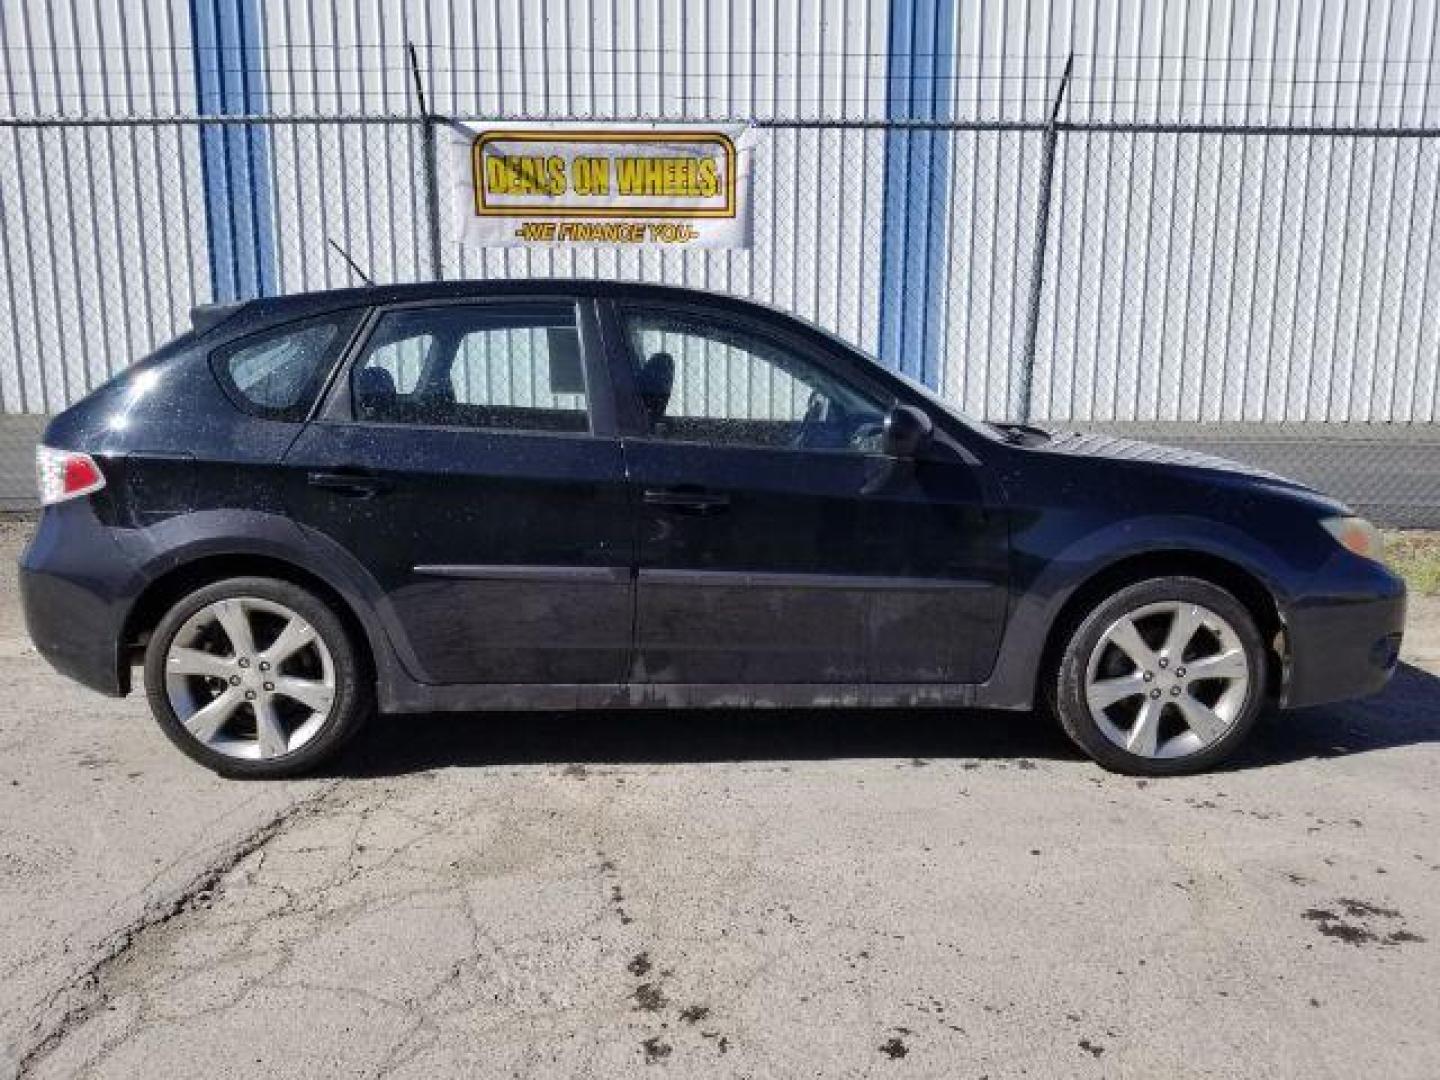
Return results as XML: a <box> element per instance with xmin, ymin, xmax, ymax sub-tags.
<box><xmin>20</xmin><ymin>281</ymin><xmax>1405</xmax><ymax>777</ymax></box>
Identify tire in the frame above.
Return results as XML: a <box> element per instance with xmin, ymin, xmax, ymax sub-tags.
<box><xmin>1048</xmin><ymin>576</ymin><xmax>1267</xmax><ymax>776</ymax></box>
<box><xmin>143</xmin><ymin>576</ymin><xmax>371</xmax><ymax>778</ymax></box>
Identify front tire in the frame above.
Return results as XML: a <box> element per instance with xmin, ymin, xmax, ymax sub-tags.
<box><xmin>143</xmin><ymin>576</ymin><xmax>371</xmax><ymax>778</ymax></box>
<box><xmin>1049</xmin><ymin>576</ymin><xmax>1267</xmax><ymax>775</ymax></box>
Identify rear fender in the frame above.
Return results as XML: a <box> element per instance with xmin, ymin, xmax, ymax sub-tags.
<box><xmin>118</xmin><ymin>510</ymin><xmax>412</xmax><ymax>690</ymax></box>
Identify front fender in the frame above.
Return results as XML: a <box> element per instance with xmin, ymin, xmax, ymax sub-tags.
<box><xmin>975</xmin><ymin>513</ymin><xmax>1297</xmax><ymax>710</ymax></box>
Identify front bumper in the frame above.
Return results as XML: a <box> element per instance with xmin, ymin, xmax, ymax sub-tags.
<box><xmin>1280</xmin><ymin>555</ymin><xmax>1407</xmax><ymax>710</ymax></box>
<box><xmin>19</xmin><ymin>502</ymin><xmax>142</xmax><ymax>697</ymax></box>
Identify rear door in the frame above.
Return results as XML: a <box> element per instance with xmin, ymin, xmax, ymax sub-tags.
<box><xmin>605</xmin><ymin>301</ymin><xmax>1009</xmax><ymax>686</ymax></box>
<box><xmin>284</xmin><ymin>297</ymin><xmax>634</xmax><ymax>685</ymax></box>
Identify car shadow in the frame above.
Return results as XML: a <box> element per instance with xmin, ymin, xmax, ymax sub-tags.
<box><xmin>1234</xmin><ymin>661</ymin><xmax>1440</xmax><ymax>770</ymax></box>
<box><xmin>331</xmin><ymin>704</ymin><xmax>1081</xmax><ymax>778</ymax></box>
<box><xmin>325</xmin><ymin>662</ymin><xmax>1440</xmax><ymax>779</ymax></box>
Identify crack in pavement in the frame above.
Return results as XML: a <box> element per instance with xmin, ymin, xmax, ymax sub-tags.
<box><xmin>9</xmin><ymin>776</ymin><xmax>592</xmax><ymax>1078</ymax></box>
<box><xmin>10</xmin><ymin>781</ymin><xmax>345</xmax><ymax>1078</ymax></box>
<box><xmin>4</xmin><ymin>745</ymin><xmax>1438</xmax><ymax>1077</ymax></box>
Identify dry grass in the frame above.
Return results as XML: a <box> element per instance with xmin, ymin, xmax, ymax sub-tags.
<box><xmin>1386</xmin><ymin>531</ymin><xmax>1440</xmax><ymax>597</ymax></box>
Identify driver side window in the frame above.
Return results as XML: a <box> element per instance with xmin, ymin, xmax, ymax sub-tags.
<box><xmin>622</xmin><ymin>310</ymin><xmax>886</xmax><ymax>451</ymax></box>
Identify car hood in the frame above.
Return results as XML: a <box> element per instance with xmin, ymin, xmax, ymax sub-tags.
<box><xmin>1033</xmin><ymin>429</ymin><xmax>1304</xmax><ymax>487</ymax></box>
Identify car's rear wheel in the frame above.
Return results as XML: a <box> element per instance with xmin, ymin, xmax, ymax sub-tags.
<box><xmin>1050</xmin><ymin>576</ymin><xmax>1267</xmax><ymax>775</ymax></box>
<box><xmin>143</xmin><ymin>576</ymin><xmax>370</xmax><ymax>778</ymax></box>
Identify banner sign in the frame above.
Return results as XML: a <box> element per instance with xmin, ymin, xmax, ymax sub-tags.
<box><xmin>449</xmin><ymin>122</ymin><xmax>754</xmax><ymax>249</ymax></box>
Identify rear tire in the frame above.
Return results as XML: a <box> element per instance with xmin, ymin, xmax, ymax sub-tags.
<box><xmin>143</xmin><ymin>576</ymin><xmax>371</xmax><ymax>778</ymax></box>
<box><xmin>1048</xmin><ymin>576</ymin><xmax>1266</xmax><ymax>776</ymax></box>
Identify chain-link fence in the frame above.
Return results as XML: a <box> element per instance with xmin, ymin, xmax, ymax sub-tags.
<box><xmin>2</xmin><ymin>111</ymin><xmax>1439</xmax><ymax>520</ymax></box>
<box><xmin>0</xmin><ymin>116</ymin><xmax>433</xmax><ymax>415</ymax></box>
<box><xmin>1039</xmin><ymin>128</ymin><xmax>1440</xmax><ymax>424</ymax></box>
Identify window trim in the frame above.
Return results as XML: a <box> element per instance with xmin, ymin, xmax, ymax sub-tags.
<box><xmin>320</xmin><ymin>296</ymin><xmax>615</xmax><ymax>438</ymax></box>
<box><xmin>210</xmin><ymin>309</ymin><xmax>365</xmax><ymax>423</ymax></box>
<box><xmin>603</xmin><ymin>300</ymin><xmax>897</xmax><ymax>454</ymax></box>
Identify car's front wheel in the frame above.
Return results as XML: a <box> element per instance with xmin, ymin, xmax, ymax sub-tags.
<box><xmin>143</xmin><ymin>576</ymin><xmax>371</xmax><ymax>777</ymax></box>
<box><xmin>1050</xmin><ymin>576</ymin><xmax>1267</xmax><ymax>775</ymax></box>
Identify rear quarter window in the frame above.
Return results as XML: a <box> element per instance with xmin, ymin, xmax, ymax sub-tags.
<box><xmin>211</xmin><ymin>311</ymin><xmax>362</xmax><ymax>421</ymax></box>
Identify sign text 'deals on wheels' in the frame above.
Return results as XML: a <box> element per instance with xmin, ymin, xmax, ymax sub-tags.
<box><xmin>449</xmin><ymin>121</ymin><xmax>755</xmax><ymax>250</ymax></box>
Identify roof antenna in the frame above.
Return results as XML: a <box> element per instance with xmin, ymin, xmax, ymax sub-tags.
<box><xmin>327</xmin><ymin>238</ymin><xmax>374</xmax><ymax>286</ymax></box>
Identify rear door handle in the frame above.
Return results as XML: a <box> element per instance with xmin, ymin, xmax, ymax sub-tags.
<box><xmin>306</xmin><ymin>470</ymin><xmax>389</xmax><ymax>498</ymax></box>
<box><xmin>642</xmin><ymin>487</ymin><xmax>731</xmax><ymax>514</ymax></box>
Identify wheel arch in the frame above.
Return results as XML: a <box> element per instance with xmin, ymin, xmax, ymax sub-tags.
<box><xmin>1036</xmin><ymin>549</ymin><xmax>1286</xmax><ymax>708</ymax></box>
<box><xmin>121</xmin><ymin>553</ymin><xmax>377</xmax><ymax>689</ymax></box>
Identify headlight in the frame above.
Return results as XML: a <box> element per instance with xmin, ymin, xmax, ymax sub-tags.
<box><xmin>1321</xmin><ymin>516</ymin><xmax>1385</xmax><ymax>563</ymax></box>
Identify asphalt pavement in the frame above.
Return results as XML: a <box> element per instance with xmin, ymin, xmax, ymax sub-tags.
<box><xmin>2</xmin><ymin>517</ymin><xmax>1438</xmax><ymax>1079</ymax></box>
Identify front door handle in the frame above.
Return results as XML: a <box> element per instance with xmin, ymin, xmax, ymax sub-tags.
<box><xmin>306</xmin><ymin>470</ymin><xmax>389</xmax><ymax>498</ymax></box>
<box><xmin>642</xmin><ymin>487</ymin><xmax>731</xmax><ymax>514</ymax></box>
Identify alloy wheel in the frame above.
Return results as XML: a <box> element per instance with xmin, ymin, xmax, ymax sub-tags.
<box><xmin>164</xmin><ymin>596</ymin><xmax>336</xmax><ymax>761</ymax></box>
<box><xmin>1083</xmin><ymin>600</ymin><xmax>1251</xmax><ymax>760</ymax></box>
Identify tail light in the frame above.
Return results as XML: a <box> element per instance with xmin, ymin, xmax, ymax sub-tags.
<box><xmin>36</xmin><ymin>445</ymin><xmax>106</xmax><ymax>506</ymax></box>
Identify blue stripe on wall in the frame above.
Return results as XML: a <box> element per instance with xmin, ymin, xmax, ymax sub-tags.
<box><xmin>879</xmin><ymin>0</ymin><xmax>956</xmax><ymax>387</ymax></box>
<box><xmin>192</xmin><ymin>0</ymin><xmax>276</xmax><ymax>301</ymax></box>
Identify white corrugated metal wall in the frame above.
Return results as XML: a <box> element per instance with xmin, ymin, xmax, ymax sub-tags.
<box><xmin>3</xmin><ymin>1</ymin><xmax>1440</xmax><ymax>422</ymax></box>
<box><xmin>0</xmin><ymin>2</ymin><xmax>206</xmax><ymax>413</ymax></box>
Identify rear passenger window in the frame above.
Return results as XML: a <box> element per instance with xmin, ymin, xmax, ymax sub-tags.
<box><xmin>213</xmin><ymin>312</ymin><xmax>360</xmax><ymax>421</ymax></box>
<box><xmin>350</xmin><ymin>303</ymin><xmax>589</xmax><ymax>433</ymax></box>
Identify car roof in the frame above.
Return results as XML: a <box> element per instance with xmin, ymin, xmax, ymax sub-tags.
<box><xmin>196</xmin><ymin>279</ymin><xmax>892</xmax><ymax>395</ymax></box>
<box><xmin>227</xmin><ymin>279</ymin><xmax>792</xmax><ymax>325</ymax></box>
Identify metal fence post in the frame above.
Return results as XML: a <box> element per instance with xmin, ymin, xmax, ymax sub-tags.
<box><xmin>408</xmin><ymin>43</ymin><xmax>444</xmax><ymax>282</ymax></box>
<box><xmin>1017</xmin><ymin>55</ymin><xmax>1073</xmax><ymax>423</ymax></box>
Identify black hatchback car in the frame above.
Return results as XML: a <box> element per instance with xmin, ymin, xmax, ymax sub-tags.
<box><xmin>21</xmin><ymin>281</ymin><xmax>1405</xmax><ymax>777</ymax></box>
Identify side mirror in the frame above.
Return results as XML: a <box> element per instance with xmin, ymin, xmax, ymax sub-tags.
<box><xmin>882</xmin><ymin>404</ymin><xmax>933</xmax><ymax>459</ymax></box>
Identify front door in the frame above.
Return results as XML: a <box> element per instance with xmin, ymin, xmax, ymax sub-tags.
<box><xmin>284</xmin><ymin>298</ymin><xmax>633</xmax><ymax>685</ymax></box>
<box><xmin>607</xmin><ymin>302</ymin><xmax>1008</xmax><ymax>685</ymax></box>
